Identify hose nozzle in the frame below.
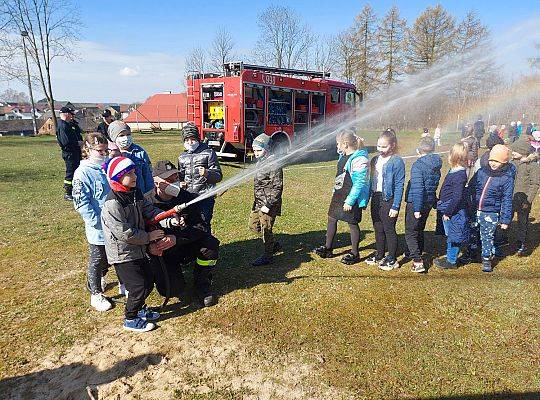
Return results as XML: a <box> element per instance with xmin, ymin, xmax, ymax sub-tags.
<box><xmin>174</xmin><ymin>203</ymin><xmax>187</xmax><ymax>212</ymax></box>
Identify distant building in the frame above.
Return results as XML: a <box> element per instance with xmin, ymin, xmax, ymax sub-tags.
<box><xmin>123</xmin><ymin>93</ymin><xmax>187</xmax><ymax>131</ymax></box>
<box><xmin>0</xmin><ymin>119</ymin><xmax>45</xmax><ymax>136</ymax></box>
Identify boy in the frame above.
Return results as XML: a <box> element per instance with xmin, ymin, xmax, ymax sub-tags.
<box><xmin>404</xmin><ymin>137</ymin><xmax>442</xmax><ymax>272</ymax></box>
<box><xmin>468</xmin><ymin>145</ymin><xmax>515</xmax><ymax>272</ymax></box>
<box><xmin>101</xmin><ymin>156</ymin><xmax>178</xmax><ymax>332</ymax></box>
<box><xmin>249</xmin><ymin>134</ymin><xmax>284</xmax><ymax>267</ymax></box>
<box><xmin>108</xmin><ymin>121</ymin><xmax>154</xmax><ymax>199</ymax></box>
<box><xmin>510</xmin><ymin>138</ymin><xmax>539</xmax><ymax>256</ymax></box>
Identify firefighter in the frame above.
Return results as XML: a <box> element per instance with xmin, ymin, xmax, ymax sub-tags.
<box><xmin>56</xmin><ymin>106</ymin><xmax>83</xmax><ymax>201</ymax></box>
<box><xmin>97</xmin><ymin>109</ymin><xmax>114</xmax><ymax>141</ymax></box>
<box><xmin>150</xmin><ymin>160</ymin><xmax>220</xmax><ymax>307</ymax></box>
<box><xmin>177</xmin><ymin>123</ymin><xmax>223</xmax><ymax>229</ymax></box>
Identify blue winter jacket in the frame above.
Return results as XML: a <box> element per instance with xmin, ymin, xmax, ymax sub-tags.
<box><xmin>122</xmin><ymin>143</ymin><xmax>154</xmax><ymax>196</ymax></box>
<box><xmin>370</xmin><ymin>154</ymin><xmax>406</xmax><ymax>211</ymax></box>
<box><xmin>468</xmin><ymin>163</ymin><xmax>515</xmax><ymax>225</ymax></box>
<box><xmin>405</xmin><ymin>153</ymin><xmax>442</xmax><ymax>212</ymax></box>
<box><xmin>342</xmin><ymin>148</ymin><xmax>370</xmax><ymax>207</ymax></box>
<box><xmin>72</xmin><ymin>159</ymin><xmax>111</xmax><ymax>245</ymax></box>
<box><xmin>437</xmin><ymin>167</ymin><xmax>470</xmax><ymax>243</ymax></box>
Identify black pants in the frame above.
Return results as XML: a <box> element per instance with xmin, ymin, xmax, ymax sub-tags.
<box><xmin>404</xmin><ymin>202</ymin><xmax>432</xmax><ymax>262</ymax></box>
<box><xmin>62</xmin><ymin>151</ymin><xmax>81</xmax><ymax>194</ymax></box>
<box><xmin>87</xmin><ymin>244</ymin><xmax>109</xmax><ymax>294</ymax></box>
<box><xmin>114</xmin><ymin>258</ymin><xmax>153</xmax><ymax>319</ymax></box>
<box><xmin>514</xmin><ymin>208</ymin><xmax>530</xmax><ymax>244</ymax></box>
<box><xmin>371</xmin><ymin>192</ymin><xmax>398</xmax><ymax>260</ymax></box>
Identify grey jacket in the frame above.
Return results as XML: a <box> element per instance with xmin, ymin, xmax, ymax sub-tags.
<box><xmin>101</xmin><ymin>188</ymin><xmax>169</xmax><ymax>264</ymax></box>
<box><xmin>178</xmin><ymin>143</ymin><xmax>222</xmax><ymax>195</ymax></box>
<box><xmin>253</xmin><ymin>155</ymin><xmax>284</xmax><ymax>216</ymax></box>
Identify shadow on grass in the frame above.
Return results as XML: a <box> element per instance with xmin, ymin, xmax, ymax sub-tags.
<box><xmin>0</xmin><ymin>353</ymin><xmax>163</xmax><ymax>399</ymax></box>
<box><xmin>423</xmin><ymin>393</ymin><xmax>540</xmax><ymax>400</ymax></box>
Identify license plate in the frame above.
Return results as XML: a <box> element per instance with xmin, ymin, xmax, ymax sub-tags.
<box><xmin>209</xmin><ymin>140</ymin><xmax>221</xmax><ymax>147</ymax></box>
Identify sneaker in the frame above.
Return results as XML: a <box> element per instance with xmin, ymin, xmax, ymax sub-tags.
<box><xmin>434</xmin><ymin>258</ymin><xmax>458</xmax><ymax>269</ymax></box>
<box><xmin>123</xmin><ymin>317</ymin><xmax>155</xmax><ymax>333</ymax></box>
<box><xmin>251</xmin><ymin>255</ymin><xmax>272</xmax><ymax>267</ymax></box>
<box><xmin>137</xmin><ymin>305</ymin><xmax>160</xmax><ymax>321</ymax></box>
<box><xmin>411</xmin><ymin>260</ymin><xmax>426</xmax><ymax>273</ymax></box>
<box><xmin>482</xmin><ymin>259</ymin><xmax>493</xmax><ymax>273</ymax></box>
<box><xmin>100</xmin><ymin>276</ymin><xmax>107</xmax><ymax>292</ymax></box>
<box><xmin>379</xmin><ymin>257</ymin><xmax>399</xmax><ymax>271</ymax></box>
<box><xmin>273</xmin><ymin>241</ymin><xmax>283</xmax><ymax>254</ymax></box>
<box><xmin>365</xmin><ymin>255</ymin><xmax>384</xmax><ymax>266</ymax></box>
<box><xmin>341</xmin><ymin>252</ymin><xmax>360</xmax><ymax>265</ymax></box>
<box><xmin>202</xmin><ymin>295</ymin><xmax>217</xmax><ymax>307</ymax></box>
<box><xmin>402</xmin><ymin>252</ymin><xmax>411</xmax><ymax>261</ymax></box>
<box><xmin>118</xmin><ymin>283</ymin><xmax>129</xmax><ymax>298</ymax></box>
<box><xmin>63</xmin><ymin>194</ymin><xmax>73</xmax><ymax>201</ymax></box>
<box><xmin>516</xmin><ymin>243</ymin><xmax>527</xmax><ymax>257</ymax></box>
<box><xmin>312</xmin><ymin>245</ymin><xmax>334</xmax><ymax>258</ymax></box>
<box><xmin>90</xmin><ymin>293</ymin><xmax>112</xmax><ymax>312</ymax></box>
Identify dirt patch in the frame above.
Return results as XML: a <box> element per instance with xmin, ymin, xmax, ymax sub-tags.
<box><xmin>1</xmin><ymin>323</ymin><xmax>352</xmax><ymax>400</ymax></box>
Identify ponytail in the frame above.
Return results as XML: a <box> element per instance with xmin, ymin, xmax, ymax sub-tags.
<box><xmin>82</xmin><ymin>132</ymin><xmax>108</xmax><ymax>159</ymax></box>
<box><xmin>338</xmin><ymin>129</ymin><xmax>364</xmax><ymax>151</ymax></box>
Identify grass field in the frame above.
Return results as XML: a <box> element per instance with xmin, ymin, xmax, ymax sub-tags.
<box><xmin>0</xmin><ymin>131</ymin><xmax>538</xmax><ymax>399</ymax></box>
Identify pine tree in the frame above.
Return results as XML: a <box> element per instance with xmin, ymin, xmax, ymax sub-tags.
<box><xmin>455</xmin><ymin>10</ymin><xmax>489</xmax><ymax>52</ymax></box>
<box><xmin>351</xmin><ymin>4</ymin><xmax>380</xmax><ymax>95</ymax></box>
<box><xmin>377</xmin><ymin>6</ymin><xmax>407</xmax><ymax>85</ymax></box>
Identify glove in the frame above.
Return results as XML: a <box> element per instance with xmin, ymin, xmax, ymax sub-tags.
<box><xmin>260</xmin><ymin>205</ymin><xmax>270</xmax><ymax>214</ymax></box>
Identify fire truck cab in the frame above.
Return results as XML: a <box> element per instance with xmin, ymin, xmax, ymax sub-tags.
<box><xmin>187</xmin><ymin>62</ymin><xmax>360</xmax><ymax>159</ymax></box>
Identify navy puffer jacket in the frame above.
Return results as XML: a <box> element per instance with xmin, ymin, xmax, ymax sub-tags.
<box><xmin>405</xmin><ymin>153</ymin><xmax>442</xmax><ymax>212</ymax></box>
<box><xmin>468</xmin><ymin>163</ymin><xmax>515</xmax><ymax>225</ymax></box>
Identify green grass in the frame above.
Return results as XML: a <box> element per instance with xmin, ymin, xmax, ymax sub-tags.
<box><xmin>0</xmin><ymin>132</ymin><xmax>538</xmax><ymax>399</ymax></box>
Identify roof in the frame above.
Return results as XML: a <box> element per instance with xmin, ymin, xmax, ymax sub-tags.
<box><xmin>0</xmin><ymin>118</ymin><xmax>45</xmax><ymax>133</ymax></box>
<box><xmin>124</xmin><ymin>93</ymin><xmax>187</xmax><ymax>123</ymax></box>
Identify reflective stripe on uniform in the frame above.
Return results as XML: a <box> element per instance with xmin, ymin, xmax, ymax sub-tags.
<box><xmin>196</xmin><ymin>258</ymin><xmax>217</xmax><ymax>267</ymax></box>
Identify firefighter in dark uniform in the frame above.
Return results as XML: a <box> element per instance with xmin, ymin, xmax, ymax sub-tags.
<box><xmin>96</xmin><ymin>109</ymin><xmax>114</xmax><ymax>141</ymax></box>
<box><xmin>56</xmin><ymin>106</ymin><xmax>83</xmax><ymax>200</ymax></box>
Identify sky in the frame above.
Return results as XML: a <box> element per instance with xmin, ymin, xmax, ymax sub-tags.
<box><xmin>1</xmin><ymin>0</ymin><xmax>538</xmax><ymax>103</ymax></box>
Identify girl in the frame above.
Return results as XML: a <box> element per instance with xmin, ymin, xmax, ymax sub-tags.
<box><xmin>468</xmin><ymin>144</ymin><xmax>514</xmax><ymax>272</ymax></box>
<box><xmin>434</xmin><ymin>124</ymin><xmax>442</xmax><ymax>147</ymax></box>
<box><xmin>313</xmin><ymin>129</ymin><xmax>370</xmax><ymax>265</ymax></box>
<box><xmin>366</xmin><ymin>129</ymin><xmax>405</xmax><ymax>270</ymax></box>
<box><xmin>434</xmin><ymin>143</ymin><xmax>470</xmax><ymax>269</ymax></box>
<box><xmin>72</xmin><ymin>132</ymin><xmax>112</xmax><ymax>312</ymax></box>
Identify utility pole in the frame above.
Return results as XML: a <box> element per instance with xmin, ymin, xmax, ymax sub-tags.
<box><xmin>21</xmin><ymin>31</ymin><xmax>38</xmax><ymax>136</ymax></box>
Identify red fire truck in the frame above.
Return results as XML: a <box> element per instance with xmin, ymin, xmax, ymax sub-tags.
<box><xmin>187</xmin><ymin>62</ymin><xmax>360</xmax><ymax>159</ymax></box>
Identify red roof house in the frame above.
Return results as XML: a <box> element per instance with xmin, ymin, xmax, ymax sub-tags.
<box><xmin>124</xmin><ymin>92</ymin><xmax>187</xmax><ymax>131</ymax></box>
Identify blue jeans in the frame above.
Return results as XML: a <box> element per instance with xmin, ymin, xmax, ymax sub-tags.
<box><xmin>198</xmin><ymin>197</ymin><xmax>215</xmax><ymax>229</ymax></box>
<box><xmin>443</xmin><ymin>219</ymin><xmax>460</xmax><ymax>264</ymax></box>
<box><xmin>477</xmin><ymin>211</ymin><xmax>499</xmax><ymax>260</ymax></box>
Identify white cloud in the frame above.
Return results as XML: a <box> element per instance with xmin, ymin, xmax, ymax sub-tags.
<box><xmin>119</xmin><ymin>66</ymin><xmax>140</xmax><ymax>77</ymax></box>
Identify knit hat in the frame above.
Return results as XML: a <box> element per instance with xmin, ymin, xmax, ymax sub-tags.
<box><xmin>182</xmin><ymin>123</ymin><xmax>199</xmax><ymax>141</ymax></box>
<box><xmin>511</xmin><ymin>137</ymin><xmax>534</xmax><ymax>157</ymax></box>
<box><xmin>152</xmin><ymin>160</ymin><xmax>179</xmax><ymax>178</ymax></box>
<box><xmin>489</xmin><ymin>144</ymin><xmax>510</xmax><ymax>164</ymax></box>
<box><xmin>108</xmin><ymin>121</ymin><xmax>130</xmax><ymax>142</ymax></box>
<box><xmin>252</xmin><ymin>133</ymin><xmax>271</xmax><ymax>151</ymax></box>
<box><xmin>486</xmin><ymin>133</ymin><xmax>504</xmax><ymax>149</ymax></box>
<box><xmin>103</xmin><ymin>156</ymin><xmax>136</xmax><ymax>192</ymax></box>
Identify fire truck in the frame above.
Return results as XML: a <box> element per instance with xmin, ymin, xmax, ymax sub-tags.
<box><xmin>187</xmin><ymin>62</ymin><xmax>360</xmax><ymax>159</ymax></box>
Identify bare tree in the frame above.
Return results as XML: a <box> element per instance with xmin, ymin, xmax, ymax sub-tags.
<box><xmin>0</xmin><ymin>0</ymin><xmax>80</xmax><ymax>130</ymax></box>
<box><xmin>0</xmin><ymin>87</ymin><xmax>29</xmax><ymax>102</ymax></box>
<box><xmin>185</xmin><ymin>45</ymin><xmax>207</xmax><ymax>76</ymax></box>
<box><xmin>455</xmin><ymin>10</ymin><xmax>489</xmax><ymax>52</ymax></box>
<box><xmin>312</xmin><ymin>35</ymin><xmax>335</xmax><ymax>74</ymax></box>
<box><xmin>406</xmin><ymin>4</ymin><xmax>456</xmax><ymax>72</ymax></box>
<box><xmin>209</xmin><ymin>27</ymin><xmax>235</xmax><ymax>73</ymax></box>
<box><xmin>254</xmin><ymin>5</ymin><xmax>311</xmax><ymax>69</ymax></box>
<box><xmin>335</xmin><ymin>29</ymin><xmax>356</xmax><ymax>83</ymax></box>
<box><xmin>377</xmin><ymin>6</ymin><xmax>406</xmax><ymax>86</ymax></box>
<box><xmin>351</xmin><ymin>4</ymin><xmax>380</xmax><ymax>95</ymax></box>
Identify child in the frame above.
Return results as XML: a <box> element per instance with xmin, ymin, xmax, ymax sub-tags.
<box><xmin>101</xmin><ymin>156</ymin><xmax>177</xmax><ymax>332</ymax></box>
<box><xmin>249</xmin><ymin>134</ymin><xmax>284</xmax><ymax>267</ymax></box>
<box><xmin>72</xmin><ymin>132</ymin><xmax>112</xmax><ymax>312</ymax></box>
<box><xmin>434</xmin><ymin>143</ymin><xmax>470</xmax><ymax>269</ymax></box>
<box><xmin>468</xmin><ymin>144</ymin><xmax>515</xmax><ymax>272</ymax></box>
<box><xmin>421</xmin><ymin>128</ymin><xmax>430</xmax><ymax>138</ymax></box>
<box><xmin>460</xmin><ymin>125</ymin><xmax>479</xmax><ymax>177</ymax></box>
<box><xmin>366</xmin><ymin>129</ymin><xmax>405</xmax><ymax>270</ymax></box>
<box><xmin>510</xmin><ymin>138</ymin><xmax>539</xmax><ymax>256</ymax></box>
<box><xmin>404</xmin><ymin>137</ymin><xmax>442</xmax><ymax>272</ymax></box>
<box><xmin>433</xmin><ymin>124</ymin><xmax>442</xmax><ymax>147</ymax></box>
<box><xmin>108</xmin><ymin>121</ymin><xmax>154</xmax><ymax>199</ymax></box>
<box><xmin>313</xmin><ymin>129</ymin><xmax>370</xmax><ymax>265</ymax></box>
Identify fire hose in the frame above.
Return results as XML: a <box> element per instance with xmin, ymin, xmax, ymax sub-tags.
<box><xmin>146</xmin><ymin>203</ymin><xmax>187</xmax><ymax>309</ymax></box>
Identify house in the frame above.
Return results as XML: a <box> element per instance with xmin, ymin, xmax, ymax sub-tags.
<box><xmin>123</xmin><ymin>92</ymin><xmax>188</xmax><ymax>131</ymax></box>
<box><xmin>38</xmin><ymin>108</ymin><xmax>99</xmax><ymax>135</ymax></box>
<box><xmin>0</xmin><ymin>118</ymin><xmax>45</xmax><ymax>136</ymax></box>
